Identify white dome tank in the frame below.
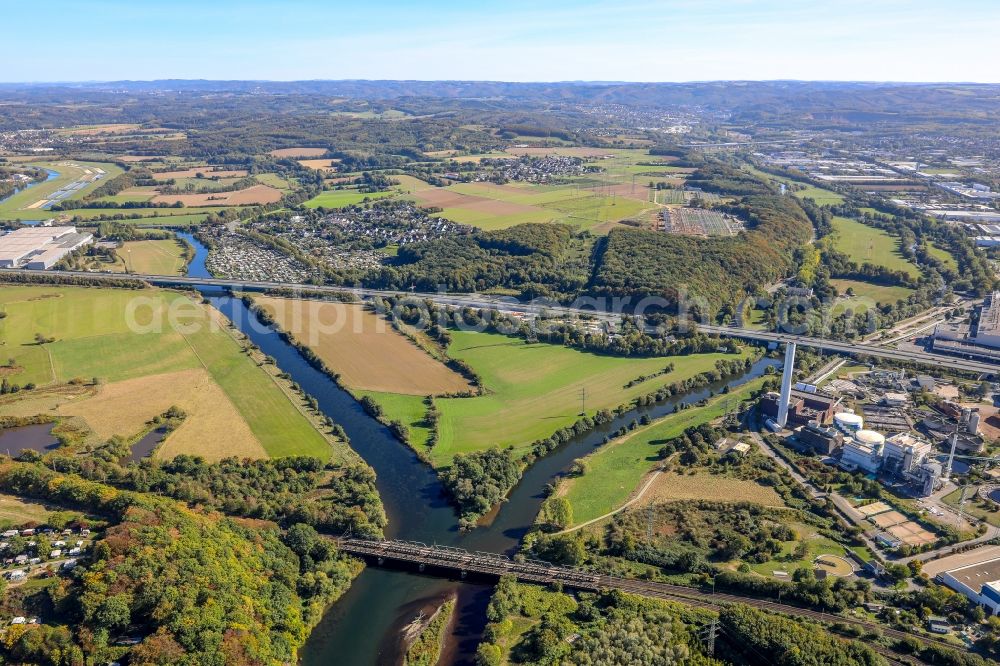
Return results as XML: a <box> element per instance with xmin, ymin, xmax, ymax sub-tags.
<box><xmin>855</xmin><ymin>429</ymin><xmax>885</xmax><ymax>448</ymax></box>
<box><xmin>834</xmin><ymin>412</ymin><xmax>864</xmax><ymax>433</ymax></box>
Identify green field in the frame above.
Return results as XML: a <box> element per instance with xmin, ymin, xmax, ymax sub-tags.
<box><xmin>792</xmin><ymin>185</ymin><xmax>845</xmax><ymax>205</ymax></box>
<box><xmin>113</xmin><ymin>238</ymin><xmax>189</xmax><ymax>275</ymax></box>
<box><xmin>560</xmin><ymin>378</ymin><xmax>767</xmax><ymax>525</ymax></box>
<box><xmin>0</xmin><ymin>285</ymin><xmax>330</xmax><ymax>459</ymax></box>
<box><xmin>0</xmin><ymin>161</ymin><xmax>125</xmax><ymax>221</ymax></box>
<box><xmin>742</xmin><ymin>165</ymin><xmax>844</xmax><ymax>205</ymax></box>
<box><xmin>355</xmin><ymin>390</ymin><xmax>434</xmax><ymax>448</ymax></box>
<box><xmin>304</xmin><ymin>189</ymin><xmax>395</xmax><ymax>208</ymax></box>
<box><xmin>829</xmin><ymin>279</ymin><xmax>914</xmax><ymax>305</ymax></box>
<box><xmin>424</xmin><ymin>330</ymin><xmax>748</xmax><ymax>467</ymax></box>
<box><xmin>828</xmin><ymin>216</ymin><xmax>921</xmax><ymax>278</ymax></box>
<box><xmin>927</xmin><ymin>241</ymin><xmax>959</xmax><ymax>270</ymax></box>
<box><xmin>440</xmin><ymin>181</ymin><xmax>654</xmax><ymax>232</ymax></box>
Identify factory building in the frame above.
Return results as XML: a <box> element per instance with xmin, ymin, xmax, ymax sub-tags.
<box><xmin>794</xmin><ymin>421</ymin><xmax>843</xmax><ymax>455</ymax></box>
<box><xmin>882</xmin><ymin>432</ymin><xmax>932</xmax><ymax>476</ymax></box>
<box><xmin>760</xmin><ymin>388</ymin><xmax>841</xmax><ymax>427</ymax></box>
<box><xmin>0</xmin><ymin>226</ymin><xmax>92</xmax><ymax>269</ymax></box>
<box><xmin>939</xmin><ymin>558</ymin><xmax>1000</xmax><ymax>616</ymax></box>
<box><xmin>840</xmin><ymin>430</ymin><xmax>886</xmax><ymax>474</ymax></box>
<box><xmin>932</xmin><ymin>292</ymin><xmax>1000</xmax><ymax>362</ymax></box>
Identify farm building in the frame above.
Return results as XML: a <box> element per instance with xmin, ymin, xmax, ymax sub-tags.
<box><xmin>0</xmin><ymin>226</ymin><xmax>92</xmax><ymax>269</ymax></box>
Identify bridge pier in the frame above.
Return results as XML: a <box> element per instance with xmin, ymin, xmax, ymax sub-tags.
<box><xmin>418</xmin><ymin>563</ymin><xmax>425</xmax><ymax>572</ymax></box>
<box><xmin>377</xmin><ymin>557</ymin><xmax>384</xmax><ymax>565</ymax></box>
<box><xmin>460</xmin><ymin>570</ymin><xmax>466</xmax><ymax>579</ymax></box>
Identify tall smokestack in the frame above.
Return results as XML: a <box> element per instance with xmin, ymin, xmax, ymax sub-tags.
<box><xmin>944</xmin><ymin>428</ymin><xmax>959</xmax><ymax>482</ymax></box>
<box><xmin>776</xmin><ymin>342</ymin><xmax>797</xmax><ymax>428</ymax></box>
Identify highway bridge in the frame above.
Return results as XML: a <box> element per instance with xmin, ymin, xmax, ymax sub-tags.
<box><xmin>338</xmin><ymin>538</ymin><xmax>952</xmax><ymax>663</ymax></box>
<box><xmin>4</xmin><ymin>268</ymin><xmax>995</xmax><ymax>375</ymax></box>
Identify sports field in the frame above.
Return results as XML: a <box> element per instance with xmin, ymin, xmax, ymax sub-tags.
<box><xmin>828</xmin><ymin>216</ymin><xmax>921</xmax><ymax>278</ymax></box>
<box><xmin>428</xmin><ymin>330</ymin><xmax>749</xmax><ymax>467</ymax></box>
<box><xmin>558</xmin><ymin>378</ymin><xmax>767</xmax><ymax>525</ymax></box>
<box><xmin>0</xmin><ymin>285</ymin><xmax>335</xmax><ymax>460</ymax></box>
<box><xmin>254</xmin><ymin>298</ymin><xmax>472</xmax><ymax>395</ymax></box>
<box><xmin>113</xmin><ymin>239</ymin><xmax>190</xmax><ymax>275</ymax></box>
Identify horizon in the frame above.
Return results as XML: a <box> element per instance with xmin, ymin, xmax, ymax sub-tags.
<box><xmin>5</xmin><ymin>0</ymin><xmax>1000</xmax><ymax>83</ymax></box>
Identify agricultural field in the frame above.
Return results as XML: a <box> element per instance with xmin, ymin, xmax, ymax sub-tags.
<box><xmin>429</xmin><ymin>331</ymin><xmax>750</xmax><ymax>467</ymax></box>
<box><xmin>252</xmin><ymin>298</ymin><xmax>472</xmax><ymax>395</ymax></box>
<box><xmin>269</xmin><ymin>147</ymin><xmax>327</xmax><ymax>158</ymax></box>
<box><xmin>303</xmin><ymin>188</ymin><xmax>396</xmax><ymax>208</ymax></box>
<box><xmin>0</xmin><ymin>160</ymin><xmax>124</xmax><ymax>221</ymax></box>
<box><xmin>558</xmin><ymin>378</ymin><xmax>768</xmax><ymax>525</ymax></box>
<box><xmin>0</xmin><ymin>285</ymin><xmax>338</xmax><ymax>461</ymax></box>
<box><xmin>150</xmin><ymin>184</ymin><xmax>283</xmax><ymax>206</ymax></box>
<box><xmin>827</xmin><ymin>216</ymin><xmax>921</xmax><ymax>278</ymax></box>
<box><xmin>111</xmin><ymin>238</ymin><xmax>190</xmax><ymax>275</ymax></box>
<box><xmin>422</xmin><ymin>181</ymin><xmax>653</xmax><ymax>232</ymax></box>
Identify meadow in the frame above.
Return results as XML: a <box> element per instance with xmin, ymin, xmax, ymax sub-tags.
<box><xmin>559</xmin><ymin>378</ymin><xmax>768</xmax><ymax>526</ymax></box>
<box><xmin>829</xmin><ymin>278</ymin><xmax>913</xmax><ymax>305</ymax></box>
<box><xmin>0</xmin><ymin>285</ymin><xmax>335</xmax><ymax>461</ymax></box>
<box><xmin>303</xmin><ymin>188</ymin><xmax>395</xmax><ymax>208</ymax></box>
<box><xmin>828</xmin><ymin>216</ymin><xmax>921</xmax><ymax>278</ymax></box>
<box><xmin>428</xmin><ymin>331</ymin><xmax>749</xmax><ymax>467</ymax></box>
<box><xmin>113</xmin><ymin>238</ymin><xmax>190</xmax><ymax>275</ymax></box>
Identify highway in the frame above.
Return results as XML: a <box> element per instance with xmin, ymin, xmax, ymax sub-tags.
<box><xmin>5</xmin><ymin>267</ymin><xmax>997</xmax><ymax>375</ymax></box>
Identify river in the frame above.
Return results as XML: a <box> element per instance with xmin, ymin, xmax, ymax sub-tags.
<box><xmin>0</xmin><ymin>168</ymin><xmax>58</xmax><ymax>208</ymax></box>
<box><xmin>177</xmin><ymin>233</ymin><xmax>775</xmax><ymax>664</ymax></box>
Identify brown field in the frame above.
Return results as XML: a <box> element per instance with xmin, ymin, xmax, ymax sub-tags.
<box><xmin>298</xmin><ymin>158</ymin><xmax>341</xmax><ymax>170</ymax></box>
<box><xmin>150</xmin><ymin>184</ymin><xmax>283</xmax><ymax>207</ymax></box>
<box><xmin>59</xmin><ymin>368</ymin><xmax>267</xmax><ymax>461</ymax></box>
<box><xmin>254</xmin><ymin>298</ymin><xmax>472</xmax><ymax>395</ymax></box>
<box><xmin>411</xmin><ymin>187</ymin><xmax>545</xmax><ymax>217</ymax></box>
<box><xmin>270</xmin><ymin>147</ymin><xmax>327</xmax><ymax>158</ymax></box>
<box><xmin>856</xmin><ymin>500</ymin><xmax>891</xmax><ymax>516</ymax></box>
<box><xmin>152</xmin><ymin>167</ymin><xmax>249</xmax><ymax>180</ymax></box>
<box><xmin>505</xmin><ymin>146</ymin><xmax>618</xmax><ymax>158</ymax></box>
<box><xmin>642</xmin><ymin>472</ymin><xmax>785</xmax><ymax>506</ymax></box>
<box><xmin>872</xmin><ymin>510</ymin><xmax>908</xmax><ymax>528</ymax></box>
<box><xmin>887</xmin><ymin>521</ymin><xmax>937</xmax><ymax>546</ymax></box>
<box><xmin>58</xmin><ymin>123</ymin><xmax>141</xmax><ymax>136</ymax></box>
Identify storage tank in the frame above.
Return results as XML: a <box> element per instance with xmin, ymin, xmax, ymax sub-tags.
<box><xmin>969</xmin><ymin>411</ymin><xmax>981</xmax><ymax>436</ymax></box>
<box><xmin>834</xmin><ymin>412</ymin><xmax>864</xmax><ymax>433</ymax></box>
<box><xmin>855</xmin><ymin>429</ymin><xmax>886</xmax><ymax>450</ymax></box>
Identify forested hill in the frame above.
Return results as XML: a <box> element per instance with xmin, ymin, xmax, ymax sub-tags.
<box><xmin>589</xmin><ymin>169</ymin><xmax>814</xmax><ymax>313</ymax></box>
<box><xmin>6</xmin><ymin>80</ymin><xmax>1000</xmax><ymax>125</ymax></box>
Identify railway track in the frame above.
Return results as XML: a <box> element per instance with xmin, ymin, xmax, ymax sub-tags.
<box><xmin>338</xmin><ymin>538</ymin><xmax>961</xmax><ymax>663</ymax></box>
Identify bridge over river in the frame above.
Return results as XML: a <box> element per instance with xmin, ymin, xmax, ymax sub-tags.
<box><xmin>338</xmin><ymin>537</ymin><xmax>958</xmax><ymax>664</ymax></box>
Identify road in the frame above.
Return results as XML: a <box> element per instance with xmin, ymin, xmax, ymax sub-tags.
<box><xmin>6</xmin><ymin>268</ymin><xmax>997</xmax><ymax>375</ymax></box>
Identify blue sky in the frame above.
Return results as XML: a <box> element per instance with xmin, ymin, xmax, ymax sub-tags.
<box><xmin>6</xmin><ymin>0</ymin><xmax>1000</xmax><ymax>82</ymax></box>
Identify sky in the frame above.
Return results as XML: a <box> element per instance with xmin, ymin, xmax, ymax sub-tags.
<box><xmin>6</xmin><ymin>0</ymin><xmax>1000</xmax><ymax>83</ymax></box>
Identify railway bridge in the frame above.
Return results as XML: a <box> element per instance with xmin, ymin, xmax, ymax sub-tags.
<box><xmin>337</xmin><ymin>537</ymin><xmax>954</xmax><ymax>663</ymax></box>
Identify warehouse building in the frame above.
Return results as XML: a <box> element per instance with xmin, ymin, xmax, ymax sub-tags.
<box><xmin>0</xmin><ymin>226</ymin><xmax>92</xmax><ymax>269</ymax></box>
<box><xmin>932</xmin><ymin>292</ymin><xmax>1000</xmax><ymax>362</ymax></box>
<box><xmin>939</xmin><ymin>557</ymin><xmax>1000</xmax><ymax>615</ymax></box>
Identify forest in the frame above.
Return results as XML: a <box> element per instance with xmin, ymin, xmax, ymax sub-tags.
<box><xmin>0</xmin><ymin>461</ymin><xmax>360</xmax><ymax>665</ymax></box>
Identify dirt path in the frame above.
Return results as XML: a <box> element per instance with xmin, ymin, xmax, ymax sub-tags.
<box><xmin>554</xmin><ymin>468</ymin><xmax>662</xmax><ymax>536</ymax></box>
